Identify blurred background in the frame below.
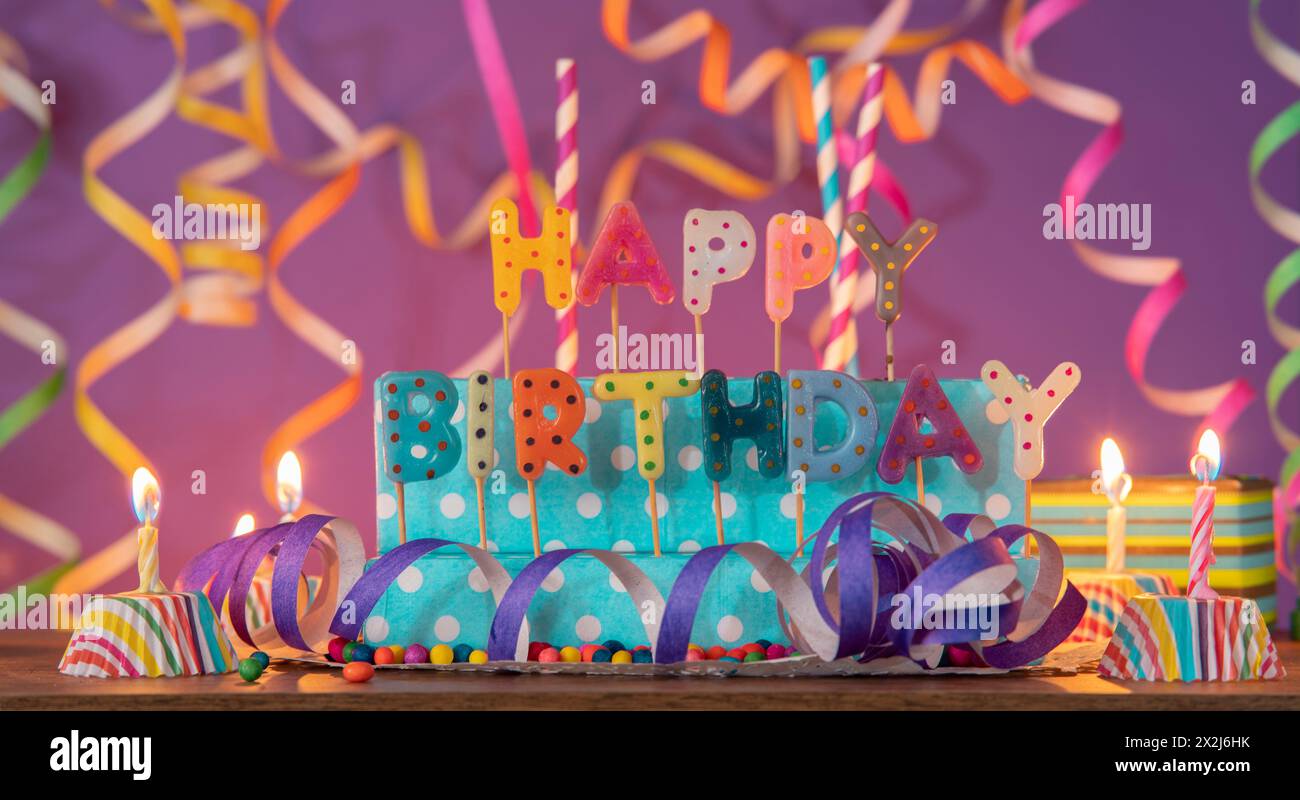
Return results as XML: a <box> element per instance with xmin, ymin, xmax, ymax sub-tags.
<box><xmin>0</xmin><ymin>0</ymin><xmax>1296</xmax><ymax>590</ymax></box>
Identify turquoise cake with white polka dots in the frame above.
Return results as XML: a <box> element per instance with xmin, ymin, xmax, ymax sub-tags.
<box><xmin>365</xmin><ymin>375</ymin><xmax>1024</xmax><ymax>651</ymax></box>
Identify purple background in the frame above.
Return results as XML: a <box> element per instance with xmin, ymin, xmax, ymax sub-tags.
<box><xmin>0</xmin><ymin>0</ymin><xmax>1296</xmax><ymax>590</ymax></box>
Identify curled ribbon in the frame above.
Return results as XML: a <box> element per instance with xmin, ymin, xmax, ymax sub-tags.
<box><xmin>1005</xmin><ymin>0</ymin><xmax>1254</xmax><ymax>439</ymax></box>
<box><xmin>0</xmin><ymin>33</ymin><xmax>80</xmax><ymax>592</ymax></box>
<box><xmin>1248</xmin><ymin>0</ymin><xmax>1300</xmax><ymax>575</ymax></box>
<box><xmin>188</xmin><ymin>494</ymin><xmax>1081</xmax><ymax>669</ymax></box>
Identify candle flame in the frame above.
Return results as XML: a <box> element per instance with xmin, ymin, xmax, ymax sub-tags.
<box><xmin>1192</xmin><ymin>429</ymin><xmax>1222</xmax><ymax>481</ymax></box>
<box><xmin>232</xmin><ymin>513</ymin><xmax>255</xmax><ymax>538</ymax></box>
<box><xmin>131</xmin><ymin>467</ymin><xmax>160</xmax><ymax>525</ymax></box>
<box><xmin>276</xmin><ymin>451</ymin><xmax>303</xmax><ymax>515</ymax></box>
<box><xmin>1100</xmin><ymin>437</ymin><xmax>1131</xmax><ymax>504</ymax></box>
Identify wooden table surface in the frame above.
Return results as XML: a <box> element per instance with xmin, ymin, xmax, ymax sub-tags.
<box><xmin>3</xmin><ymin>630</ymin><xmax>1297</xmax><ymax>711</ymax></box>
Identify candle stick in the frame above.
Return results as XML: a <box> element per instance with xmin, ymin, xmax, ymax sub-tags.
<box><xmin>466</xmin><ymin>370</ymin><xmax>495</xmax><ymax>549</ymax></box>
<box><xmin>554</xmin><ymin>57</ymin><xmax>580</xmax><ymax>374</ymax></box>
<box><xmin>578</xmin><ymin>201</ymin><xmax>674</xmax><ymax>375</ymax></box>
<box><xmin>513</xmin><ymin>369</ymin><xmax>588</xmax><ymax>557</ymax></box>
<box><xmin>276</xmin><ymin>450</ymin><xmax>302</xmax><ymax>524</ymax></box>
<box><xmin>379</xmin><ymin>372</ymin><xmax>464</xmax><ymax>546</ymax></box>
<box><xmin>844</xmin><ymin>213</ymin><xmax>938</xmax><ymax>380</ymax></box>
<box><xmin>824</xmin><ymin>62</ymin><xmax>883</xmax><ymax>375</ymax></box>
<box><xmin>488</xmin><ymin>198</ymin><xmax>576</xmax><ymax>381</ymax></box>
<box><xmin>765</xmin><ymin>212</ymin><xmax>838</xmax><ymax>372</ymax></box>
<box><xmin>1188</xmin><ymin>429</ymin><xmax>1221</xmax><ymax>599</ymax></box>
<box><xmin>595</xmin><ymin>370</ymin><xmax>699</xmax><ymax>556</ymax></box>
<box><xmin>131</xmin><ymin>467</ymin><xmax>164</xmax><ymax>593</ymax></box>
<box><xmin>683</xmin><ymin>210</ymin><xmax>756</xmax><ymax>376</ymax></box>
<box><xmin>1094</xmin><ymin>437</ymin><xmax>1132</xmax><ymax>573</ymax></box>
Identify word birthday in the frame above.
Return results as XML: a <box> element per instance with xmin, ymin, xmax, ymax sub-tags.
<box><xmin>1042</xmin><ymin>195</ymin><xmax>1151</xmax><ymax>251</ymax></box>
<box><xmin>151</xmin><ymin>195</ymin><xmax>261</xmax><ymax>251</ymax></box>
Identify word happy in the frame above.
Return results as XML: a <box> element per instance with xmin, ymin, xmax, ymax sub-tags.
<box><xmin>1042</xmin><ymin>195</ymin><xmax>1151</xmax><ymax>251</ymax></box>
<box><xmin>50</xmin><ymin>730</ymin><xmax>152</xmax><ymax>781</ymax></box>
<box><xmin>151</xmin><ymin>195</ymin><xmax>261</xmax><ymax>251</ymax></box>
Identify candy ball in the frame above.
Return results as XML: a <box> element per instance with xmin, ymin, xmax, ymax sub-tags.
<box><xmin>741</xmin><ymin>642</ymin><xmax>764</xmax><ymax>655</ymax></box>
<box><xmin>765</xmin><ymin>644</ymin><xmax>787</xmax><ymax>660</ymax></box>
<box><xmin>238</xmin><ymin>657</ymin><xmax>263</xmax><ymax>682</ymax></box>
<box><xmin>726</xmin><ymin>648</ymin><xmax>747</xmax><ymax>661</ymax></box>
<box><xmin>349</xmin><ymin>644</ymin><xmax>375</xmax><ymax>664</ymax></box>
<box><xmin>743</xmin><ymin>651</ymin><xmax>765</xmax><ymax>663</ymax></box>
<box><xmin>342</xmin><ymin>661</ymin><xmax>375</xmax><ymax>683</ymax></box>
<box><xmin>527</xmin><ymin>641</ymin><xmax>550</xmax><ymax>661</ymax></box>
<box><xmin>718</xmin><ymin>656</ymin><xmax>740</xmax><ymax>663</ymax></box>
<box><xmin>611</xmin><ymin>650</ymin><xmax>633</xmax><ymax>664</ymax></box>
<box><xmin>429</xmin><ymin>644</ymin><xmax>455</xmax><ymax>665</ymax></box>
<box><xmin>602</xmin><ymin>639</ymin><xmax>627</xmax><ymax>654</ymax></box>
<box><xmin>469</xmin><ymin>649</ymin><xmax>489</xmax><ymax>664</ymax></box>
<box><xmin>756</xmin><ymin>639</ymin><xmax>773</xmax><ymax>649</ymax></box>
<box><xmin>327</xmin><ymin>636</ymin><xmax>348</xmax><ymax>663</ymax></box>
<box><xmin>452</xmin><ymin>644</ymin><xmax>474</xmax><ymax>663</ymax></box>
<box><xmin>538</xmin><ymin>647</ymin><xmax>562</xmax><ymax>663</ymax></box>
<box><xmin>685</xmin><ymin>649</ymin><xmax>706</xmax><ymax>662</ymax></box>
<box><xmin>687</xmin><ymin>643</ymin><xmax>703</xmax><ymax>653</ymax></box>
<box><xmin>559</xmin><ymin>646</ymin><xmax>582</xmax><ymax>663</ymax></box>
<box><xmin>249</xmin><ymin>650</ymin><xmax>271</xmax><ymax>669</ymax></box>
<box><xmin>387</xmin><ymin>644</ymin><xmax>406</xmax><ymax>663</ymax></box>
<box><xmin>706</xmin><ymin>645</ymin><xmax>727</xmax><ymax>660</ymax></box>
<box><xmin>404</xmin><ymin>644</ymin><xmax>429</xmax><ymax>664</ymax></box>
<box><xmin>631</xmin><ymin>649</ymin><xmax>653</xmax><ymax>664</ymax></box>
<box><xmin>373</xmin><ymin>646</ymin><xmax>396</xmax><ymax>665</ymax></box>
<box><xmin>591</xmin><ymin>648</ymin><xmax>613</xmax><ymax>663</ymax></box>
<box><xmin>633</xmin><ymin>644</ymin><xmax>651</xmax><ymax>652</ymax></box>
<box><xmin>580</xmin><ymin>644</ymin><xmax>604</xmax><ymax>662</ymax></box>
<box><xmin>341</xmin><ymin>641</ymin><xmax>357</xmax><ymax>662</ymax></box>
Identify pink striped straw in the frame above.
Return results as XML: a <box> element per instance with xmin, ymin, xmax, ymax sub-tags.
<box><xmin>823</xmin><ymin>64</ymin><xmax>883</xmax><ymax>374</ymax></box>
<box><xmin>554</xmin><ymin>58</ymin><xmax>579</xmax><ymax>372</ymax></box>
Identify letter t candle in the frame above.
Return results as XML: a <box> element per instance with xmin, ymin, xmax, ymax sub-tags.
<box><xmin>1187</xmin><ymin>429</ymin><xmax>1221</xmax><ymax>600</ymax></box>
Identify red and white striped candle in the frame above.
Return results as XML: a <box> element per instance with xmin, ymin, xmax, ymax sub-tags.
<box><xmin>1187</xmin><ymin>429</ymin><xmax>1221</xmax><ymax>600</ymax></box>
<box><xmin>554</xmin><ymin>58</ymin><xmax>579</xmax><ymax>373</ymax></box>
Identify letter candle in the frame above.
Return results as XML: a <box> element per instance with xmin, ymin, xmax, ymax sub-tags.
<box><xmin>488</xmin><ymin>199</ymin><xmax>576</xmax><ymax>379</ymax></box>
<box><xmin>578</xmin><ymin>201</ymin><xmax>675</xmax><ymax>372</ymax></box>
<box><xmin>466</xmin><ymin>370</ymin><xmax>495</xmax><ymax>549</ymax></box>
<box><xmin>682</xmin><ymin>210</ymin><xmax>756</xmax><ymax>374</ymax></box>
<box><xmin>594</xmin><ymin>371</ymin><xmax>699</xmax><ymax>555</ymax></box>
<box><xmin>379</xmin><ymin>372</ymin><xmax>464</xmax><ymax>544</ymax></box>
<box><xmin>131</xmin><ymin>467</ymin><xmax>165</xmax><ymax>593</ymax></box>
<box><xmin>765</xmin><ymin>213</ymin><xmax>837</xmax><ymax>373</ymax></box>
<box><xmin>700</xmin><ymin>370</ymin><xmax>785</xmax><ymax>544</ymax></box>
<box><xmin>1095</xmin><ymin>437</ymin><xmax>1132</xmax><ymax>574</ymax></box>
<box><xmin>513</xmin><ymin>369</ymin><xmax>588</xmax><ymax>557</ymax></box>
<box><xmin>1188</xmin><ymin>429</ymin><xmax>1221</xmax><ymax>600</ymax></box>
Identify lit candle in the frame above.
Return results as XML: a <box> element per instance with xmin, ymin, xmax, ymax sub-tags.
<box><xmin>131</xmin><ymin>467</ymin><xmax>165</xmax><ymax>593</ymax></box>
<box><xmin>231</xmin><ymin>513</ymin><xmax>256</xmax><ymax>538</ymax></box>
<box><xmin>1187</xmin><ymin>429</ymin><xmax>1221</xmax><ymax>600</ymax></box>
<box><xmin>276</xmin><ymin>451</ymin><xmax>302</xmax><ymax>523</ymax></box>
<box><xmin>1095</xmin><ymin>437</ymin><xmax>1132</xmax><ymax>573</ymax></box>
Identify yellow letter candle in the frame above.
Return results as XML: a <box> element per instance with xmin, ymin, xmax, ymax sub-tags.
<box><xmin>594</xmin><ymin>370</ymin><xmax>700</xmax><ymax>555</ymax></box>
<box><xmin>488</xmin><ymin>198</ymin><xmax>575</xmax><ymax>317</ymax></box>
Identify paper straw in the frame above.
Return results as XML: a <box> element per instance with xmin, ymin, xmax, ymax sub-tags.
<box><xmin>808</xmin><ymin>57</ymin><xmax>842</xmax><ymax>239</ymax></box>
<box><xmin>823</xmin><ymin>63</ymin><xmax>882</xmax><ymax>374</ymax></box>
<box><xmin>554</xmin><ymin>57</ymin><xmax>579</xmax><ymax>372</ymax></box>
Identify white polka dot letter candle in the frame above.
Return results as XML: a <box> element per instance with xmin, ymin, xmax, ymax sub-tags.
<box><xmin>981</xmin><ymin>360</ymin><xmax>1081</xmax><ymax>481</ymax></box>
<box><xmin>682</xmin><ymin>209</ymin><xmax>755</xmax><ymax>314</ymax></box>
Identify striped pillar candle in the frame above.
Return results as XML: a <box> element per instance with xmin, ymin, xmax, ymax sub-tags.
<box><xmin>1188</xmin><ymin>482</ymin><xmax>1218</xmax><ymax>599</ymax></box>
<box><xmin>554</xmin><ymin>58</ymin><xmax>579</xmax><ymax>373</ymax></box>
<box><xmin>135</xmin><ymin>523</ymin><xmax>164</xmax><ymax>593</ymax></box>
<box><xmin>823</xmin><ymin>63</ymin><xmax>883</xmax><ymax>374</ymax></box>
